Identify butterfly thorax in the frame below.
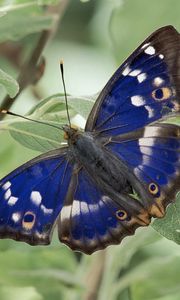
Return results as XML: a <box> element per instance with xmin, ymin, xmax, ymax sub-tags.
<box><xmin>66</xmin><ymin>128</ymin><xmax>131</xmax><ymax>194</ymax></box>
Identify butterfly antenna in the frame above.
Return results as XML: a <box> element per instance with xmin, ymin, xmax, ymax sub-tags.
<box><xmin>0</xmin><ymin>110</ymin><xmax>64</xmax><ymax>131</ymax></box>
<box><xmin>60</xmin><ymin>60</ymin><xmax>71</xmax><ymax>127</ymax></box>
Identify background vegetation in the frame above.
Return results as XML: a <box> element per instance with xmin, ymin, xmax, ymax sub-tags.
<box><xmin>0</xmin><ymin>0</ymin><xmax>179</xmax><ymax>299</ymax></box>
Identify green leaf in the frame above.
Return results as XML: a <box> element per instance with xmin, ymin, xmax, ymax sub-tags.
<box><xmin>68</xmin><ymin>95</ymin><xmax>94</xmax><ymax>119</ymax></box>
<box><xmin>14</xmin><ymin>269</ymin><xmax>82</xmax><ymax>288</ymax></box>
<box><xmin>152</xmin><ymin>193</ymin><xmax>180</xmax><ymax>244</ymax></box>
<box><xmin>98</xmin><ymin>227</ymin><xmax>161</xmax><ymax>300</ymax></box>
<box><xmin>0</xmin><ymin>68</ymin><xmax>19</xmax><ymax>97</ymax></box>
<box><xmin>1</xmin><ymin>120</ymin><xmax>64</xmax><ymax>152</ymax></box>
<box><xmin>0</xmin><ymin>4</ymin><xmax>54</xmax><ymax>43</ymax></box>
<box><xmin>0</xmin><ymin>286</ymin><xmax>43</xmax><ymax>300</ymax></box>
<box><xmin>153</xmin><ymin>294</ymin><xmax>180</xmax><ymax>300</ymax></box>
<box><xmin>131</xmin><ymin>255</ymin><xmax>180</xmax><ymax>300</ymax></box>
<box><xmin>2</xmin><ymin>0</ymin><xmax>59</xmax><ymax>6</ymax></box>
<box><xmin>0</xmin><ymin>11</ymin><xmax>5</xmax><ymax>18</ymax></box>
<box><xmin>0</xmin><ymin>242</ymin><xmax>79</xmax><ymax>299</ymax></box>
<box><xmin>0</xmin><ymin>94</ymin><xmax>94</xmax><ymax>152</ymax></box>
<box><xmin>37</xmin><ymin>0</ymin><xmax>60</xmax><ymax>4</ymax></box>
<box><xmin>28</xmin><ymin>94</ymin><xmax>94</xmax><ymax>120</ymax></box>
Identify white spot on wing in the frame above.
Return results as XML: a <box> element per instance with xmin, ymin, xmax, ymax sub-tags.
<box><xmin>141</xmin><ymin>42</ymin><xmax>150</xmax><ymax>49</ymax></box>
<box><xmin>12</xmin><ymin>212</ymin><xmax>21</xmax><ymax>222</ymax></box>
<box><xmin>61</xmin><ymin>204</ymin><xmax>72</xmax><ymax>221</ymax></box>
<box><xmin>2</xmin><ymin>181</ymin><xmax>11</xmax><ymax>190</ymax></box>
<box><xmin>134</xmin><ymin>154</ymin><xmax>151</xmax><ymax>176</ymax></box>
<box><xmin>129</xmin><ymin>69</ymin><xmax>141</xmax><ymax>77</ymax></box>
<box><xmin>61</xmin><ymin>197</ymin><xmax>112</xmax><ymax>221</ymax></box>
<box><xmin>41</xmin><ymin>204</ymin><xmax>53</xmax><ymax>214</ymax></box>
<box><xmin>138</xmin><ymin>137</ymin><xmax>156</xmax><ymax>147</ymax></box>
<box><xmin>143</xmin><ymin>126</ymin><xmax>162</xmax><ymax>137</ymax></box>
<box><xmin>137</xmin><ymin>73</ymin><xmax>147</xmax><ymax>83</ymax></box>
<box><xmin>30</xmin><ymin>191</ymin><xmax>42</xmax><ymax>206</ymax></box>
<box><xmin>153</xmin><ymin>77</ymin><xmax>164</xmax><ymax>87</ymax></box>
<box><xmin>89</xmin><ymin>203</ymin><xmax>100</xmax><ymax>212</ymax></box>
<box><xmin>4</xmin><ymin>188</ymin><xmax>11</xmax><ymax>200</ymax></box>
<box><xmin>144</xmin><ymin>46</ymin><xmax>156</xmax><ymax>55</ymax></box>
<box><xmin>159</xmin><ymin>54</ymin><xmax>164</xmax><ymax>59</ymax></box>
<box><xmin>141</xmin><ymin>154</ymin><xmax>151</xmax><ymax>164</ymax></box>
<box><xmin>139</xmin><ymin>146</ymin><xmax>153</xmax><ymax>156</ymax></box>
<box><xmin>80</xmin><ymin>201</ymin><xmax>89</xmax><ymax>214</ymax></box>
<box><xmin>145</xmin><ymin>105</ymin><xmax>154</xmax><ymax>118</ymax></box>
<box><xmin>134</xmin><ymin>167</ymin><xmax>141</xmax><ymax>178</ymax></box>
<box><xmin>102</xmin><ymin>195</ymin><xmax>111</xmax><ymax>202</ymax></box>
<box><xmin>8</xmin><ymin>196</ymin><xmax>18</xmax><ymax>206</ymax></box>
<box><xmin>72</xmin><ymin>200</ymin><xmax>81</xmax><ymax>216</ymax></box>
<box><xmin>131</xmin><ymin>95</ymin><xmax>145</xmax><ymax>106</ymax></box>
<box><xmin>138</xmin><ymin>126</ymin><xmax>163</xmax><ymax>149</ymax></box>
<box><xmin>122</xmin><ymin>65</ymin><xmax>131</xmax><ymax>76</ymax></box>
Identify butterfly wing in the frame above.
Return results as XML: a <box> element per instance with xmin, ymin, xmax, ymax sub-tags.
<box><xmin>85</xmin><ymin>25</ymin><xmax>180</xmax><ymax>136</ymax></box>
<box><xmin>58</xmin><ymin>166</ymin><xmax>151</xmax><ymax>254</ymax></box>
<box><xmin>104</xmin><ymin>123</ymin><xmax>180</xmax><ymax>218</ymax></box>
<box><xmin>0</xmin><ymin>147</ymin><xmax>73</xmax><ymax>245</ymax></box>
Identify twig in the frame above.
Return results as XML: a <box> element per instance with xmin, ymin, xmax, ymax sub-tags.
<box><xmin>0</xmin><ymin>0</ymin><xmax>69</xmax><ymax>119</ymax></box>
<box><xmin>84</xmin><ymin>250</ymin><xmax>106</xmax><ymax>300</ymax></box>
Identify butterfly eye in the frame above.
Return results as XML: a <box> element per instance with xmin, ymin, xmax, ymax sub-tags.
<box><xmin>152</xmin><ymin>87</ymin><xmax>172</xmax><ymax>101</ymax></box>
<box><xmin>148</xmin><ymin>183</ymin><xmax>159</xmax><ymax>196</ymax></box>
<box><xmin>22</xmin><ymin>211</ymin><xmax>36</xmax><ymax>230</ymax></box>
<box><xmin>116</xmin><ymin>209</ymin><xmax>129</xmax><ymax>221</ymax></box>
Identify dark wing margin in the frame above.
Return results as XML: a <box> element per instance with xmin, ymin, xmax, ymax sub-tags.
<box><xmin>85</xmin><ymin>25</ymin><xmax>180</xmax><ymax>135</ymax></box>
<box><xmin>0</xmin><ymin>147</ymin><xmax>74</xmax><ymax>245</ymax></box>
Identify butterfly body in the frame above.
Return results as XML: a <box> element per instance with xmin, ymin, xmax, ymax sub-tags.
<box><xmin>66</xmin><ymin>127</ymin><xmax>130</xmax><ymax>193</ymax></box>
<box><xmin>0</xmin><ymin>25</ymin><xmax>180</xmax><ymax>254</ymax></box>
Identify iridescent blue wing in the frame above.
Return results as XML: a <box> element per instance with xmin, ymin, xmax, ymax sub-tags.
<box><xmin>104</xmin><ymin>123</ymin><xmax>180</xmax><ymax>218</ymax></box>
<box><xmin>58</xmin><ymin>166</ymin><xmax>150</xmax><ymax>254</ymax></box>
<box><xmin>0</xmin><ymin>147</ymin><xmax>73</xmax><ymax>245</ymax></box>
<box><xmin>85</xmin><ymin>26</ymin><xmax>180</xmax><ymax>136</ymax></box>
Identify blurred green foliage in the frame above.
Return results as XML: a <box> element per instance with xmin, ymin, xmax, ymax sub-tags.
<box><xmin>0</xmin><ymin>0</ymin><xmax>180</xmax><ymax>299</ymax></box>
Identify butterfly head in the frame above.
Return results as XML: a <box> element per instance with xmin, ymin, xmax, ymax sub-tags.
<box><xmin>63</xmin><ymin>125</ymin><xmax>79</xmax><ymax>143</ymax></box>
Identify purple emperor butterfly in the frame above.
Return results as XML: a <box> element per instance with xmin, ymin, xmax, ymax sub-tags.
<box><xmin>0</xmin><ymin>26</ymin><xmax>179</xmax><ymax>254</ymax></box>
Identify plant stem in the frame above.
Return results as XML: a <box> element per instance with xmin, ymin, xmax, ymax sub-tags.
<box><xmin>84</xmin><ymin>250</ymin><xmax>106</xmax><ymax>300</ymax></box>
<box><xmin>0</xmin><ymin>0</ymin><xmax>69</xmax><ymax>119</ymax></box>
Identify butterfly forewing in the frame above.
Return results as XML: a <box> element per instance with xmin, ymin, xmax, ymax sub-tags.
<box><xmin>85</xmin><ymin>26</ymin><xmax>180</xmax><ymax>136</ymax></box>
<box><xmin>0</xmin><ymin>148</ymin><xmax>73</xmax><ymax>245</ymax></box>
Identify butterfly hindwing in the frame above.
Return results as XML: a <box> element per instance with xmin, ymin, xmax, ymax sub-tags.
<box><xmin>58</xmin><ymin>166</ymin><xmax>151</xmax><ymax>254</ymax></box>
<box><xmin>0</xmin><ymin>148</ymin><xmax>73</xmax><ymax>245</ymax></box>
<box><xmin>104</xmin><ymin>123</ymin><xmax>180</xmax><ymax>218</ymax></box>
<box><xmin>86</xmin><ymin>26</ymin><xmax>180</xmax><ymax>136</ymax></box>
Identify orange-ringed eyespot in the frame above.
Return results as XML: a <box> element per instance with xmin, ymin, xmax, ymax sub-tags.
<box><xmin>148</xmin><ymin>182</ymin><xmax>159</xmax><ymax>196</ymax></box>
<box><xmin>22</xmin><ymin>211</ymin><xmax>36</xmax><ymax>230</ymax></box>
<box><xmin>116</xmin><ymin>209</ymin><xmax>130</xmax><ymax>221</ymax></box>
<box><xmin>152</xmin><ymin>87</ymin><xmax>172</xmax><ymax>101</ymax></box>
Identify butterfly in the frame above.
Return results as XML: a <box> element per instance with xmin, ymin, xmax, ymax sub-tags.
<box><xmin>0</xmin><ymin>25</ymin><xmax>179</xmax><ymax>254</ymax></box>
